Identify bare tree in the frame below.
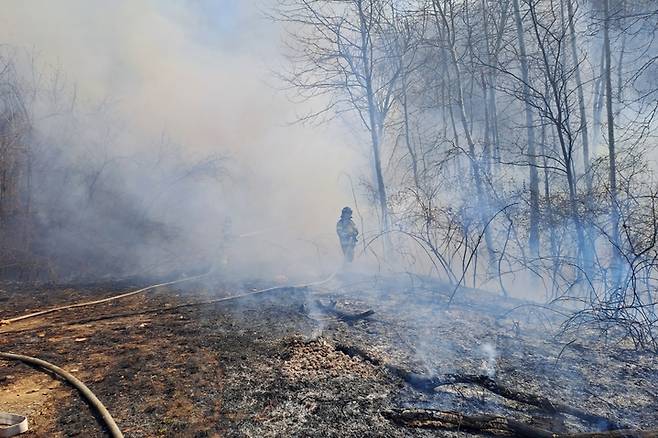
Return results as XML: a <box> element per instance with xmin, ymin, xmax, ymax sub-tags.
<box><xmin>431</xmin><ymin>0</ymin><xmax>498</xmax><ymax>273</ymax></box>
<box><xmin>511</xmin><ymin>0</ymin><xmax>540</xmax><ymax>256</ymax></box>
<box><xmin>274</xmin><ymin>0</ymin><xmax>658</xmax><ymax>347</ymax></box>
<box><xmin>603</xmin><ymin>0</ymin><xmax>620</xmax><ymax>284</ymax></box>
<box><xmin>276</xmin><ymin>0</ymin><xmax>416</xmax><ymax>234</ymax></box>
<box><xmin>565</xmin><ymin>0</ymin><xmax>592</xmax><ymax>191</ymax></box>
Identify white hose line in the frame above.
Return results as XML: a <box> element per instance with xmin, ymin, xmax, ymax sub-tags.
<box><xmin>0</xmin><ymin>271</ymin><xmax>339</xmax><ymax>437</ymax></box>
<box><xmin>131</xmin><ymin>271</ymin><xmax>338</xmax><ymax>313</ymax></box>
<box><xmin>0</xmin><ymin>412</ymin><xmax>28</xmax><ymax>437</ymax></box>
<box><xmin>1</xmin><ymin>273</ymin><xmax>209</xmax><ymax>326</ymax></box>
<box><xmin>0</xmin><ymin>352</ymin><xmax>123</xmax><ymax>438</ymax></box>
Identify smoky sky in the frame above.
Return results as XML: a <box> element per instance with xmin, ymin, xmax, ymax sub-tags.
<box><xmin>0</xmin><ymin>1</ymin><xmax>365</xmax><ymax>278</ymax></box>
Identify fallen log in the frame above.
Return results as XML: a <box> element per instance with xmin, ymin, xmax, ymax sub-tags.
<box><xmin>384</xmin><ymin>409</ymin><xmax>655</xmax><ymax>438</ymax></box>
<box><xmin>566</xmin><ymin>431</ymin><xmax>658</xmax><ymax>438</ymax></box>
<box><xmin>335</xmin><ymin>344</ymin><xmax>624</xmax><ymax>431</ymax></box>
<box><xmin>389</xmin><ymin>370</ymin><xmax>623</xmax><ymax>430</ymax></box>
<box><xmin>383</xmin><ymin>408</ymin><xmax>554</xmax><ymax>437</ymax></box>
<box><xmin>313</xmin><ymin>300</ymin><xmax>374</xmax><ymax>324</ymax></box>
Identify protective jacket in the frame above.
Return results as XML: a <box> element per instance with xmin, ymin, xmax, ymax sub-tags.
<box><xmin>336</xmin><ymin>218</ymin><xmax>358</xmax><ymax>262</ymax></box>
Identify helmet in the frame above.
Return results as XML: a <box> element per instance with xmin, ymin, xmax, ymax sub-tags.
<box><xmin>341</xmin><ymin>206</ymin><xmax>353</xmax><ymax>218</ymax></box>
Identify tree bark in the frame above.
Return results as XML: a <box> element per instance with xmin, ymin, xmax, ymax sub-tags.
<box><xmin>384</xmin><ymin>408</ymin><xmax>554</xmax><ymax>437</ymax></box>
<box><xmin>357</xmin><ymin>0</ymin><xmax>390</xmax><ymax>235</ymax></box>
<box><xmin>603</xmin><ymin>0</ymin><xmax>620</xmax><ymax>284</ymax></box>
<box><xmin>566</xmin><ymin>0</ymin><xmax>592</xmax><ymax>191</ymax></box>
<box><xmin>433</xmin><ymin>0</ymin><xmax>497</xmax><ymax>275</ymax></box>
<box><xmin>512</xmin><ymin>0</ymin><xmax>541</xmax><ymax>257</ymax></box>
<box><xmin>384</xmin><ymin>408</ymin><xmax>657</xmax><ymax>438</ymax></box>
<box><xmin>527</xmin><ymin>1</ymin><xmax>589</xmax><ymax>273</ymax></box>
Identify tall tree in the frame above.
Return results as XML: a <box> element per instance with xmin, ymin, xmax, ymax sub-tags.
<box><xmin>432</xmin><ymin>0</ymin><xmax>498</xmax><ymax>273</ymax></box>
<box><xmin>511</xmin><ymin>0</ymin><xmax>540</xmax><ymax>256</ymax></box>
<box><xmin>277</xmin><ymin>0</ymin><xmax>411</xmax><ymax>233</ymax></box>
<box><xmin>603</xmin><ymin>0</ymin><xmax>620</xmax><ymax>282</ymax></box>
<box><xmin>566</xmin><ymin>0</ymin><xmax>592</xmax><ymax>190</ymax></box>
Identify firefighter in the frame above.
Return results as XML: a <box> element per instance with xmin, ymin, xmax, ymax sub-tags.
<box><xmin>336</xmin><ymin>206</ymin><xmax>358</xmax><ymax>262</ymax></box>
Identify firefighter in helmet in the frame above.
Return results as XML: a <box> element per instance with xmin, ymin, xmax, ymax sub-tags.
<box><xmin>336</xmin><ymin>206</ymin><xmax>358</xmax><ymax>262</ymax></box>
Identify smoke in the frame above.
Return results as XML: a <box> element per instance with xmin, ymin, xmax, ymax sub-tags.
<box><xmin>479</xmin><ymin>342</ymin><xmax>498</xmax><ymax>378</ymax></box>
<box><xmin>0</xmin><ymin>1</ymin><xmax>365</xmax><ymax>280</ymax></box>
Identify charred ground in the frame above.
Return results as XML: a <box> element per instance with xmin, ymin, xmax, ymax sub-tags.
<box><xmin>1</xmin><ymin>276</ymin><xmax>657</xmax><ymax>437</ymax></box>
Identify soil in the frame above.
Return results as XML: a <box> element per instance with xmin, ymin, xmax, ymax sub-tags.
<box><xmin>0</xmin><ymin>273</ymin><xmax>657</xmax><ymax>437</ymax></box>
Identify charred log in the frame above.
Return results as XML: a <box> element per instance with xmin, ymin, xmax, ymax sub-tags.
<box><xmin>313</xmin><ymin>300</ymin><xmax>375</xmax><ymax>324</ymax></box>
<box><xmin>384</xmin><ymin>409</ymin><xmax>654</xmax><ymax>438</ymax></box>
<box><xmin>566</xmin><ymin>430</ymin><xmax>658</xmax><ymax>438</ymax></box>
<box><xmin>383</xmin><ymin>408</ymin><xmax>554</xmax><ymax>437</ymax></box>
<box><xmin>390</xmin><ymin>370</ymin><xmax>623</xmax><ymax>430</ymax></box>
<box><xmin>335</xmin><ymin>343</ymin><xmax>624</xmax><ymax>431</ymax></box>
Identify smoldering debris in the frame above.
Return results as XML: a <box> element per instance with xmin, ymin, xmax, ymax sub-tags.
<box><xmin>479</xmin><ymin>342</ymin><xmax>499</xmax><ymax>378</ymax></box>
<box><xmin>2</xmin><ymin>274</ymin><xmax>656</xmax><ymax>436</ymax></box>
<box><xmin>1</xmin><ymin>0</ymin><xmax>658</xmax><ymax>437</ymax></box>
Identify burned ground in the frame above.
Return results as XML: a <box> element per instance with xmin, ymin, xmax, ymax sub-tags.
<box><xmin>1</xmin><ymin>275</ymin><xmax>657</xmax><ymax>437</ymax></box>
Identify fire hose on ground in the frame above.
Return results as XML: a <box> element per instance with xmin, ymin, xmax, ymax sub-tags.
<box><xmin>0</xmin><ymin>412</ymin><xmax>27</xmax><ymax>438</ymax></box>
<box><xmin>0</xmin><ymin>271</ymin><xmax>337</xmax><ymax>436</ymax></box>
<box><xmin>0</xmin><ymin>353</ymin><xmax>123</xmax><ymax>438</ymax></box>
<box><xmin>0</xmin><ymin>274</ymin><xmax>211</xmax><ymax>326</ymax></box>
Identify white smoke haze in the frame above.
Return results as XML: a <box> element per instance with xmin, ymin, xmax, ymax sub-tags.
<box><xmin>0</xmin><ymin>0</ymin><xmax>372</xmax><ymax>280</ymax></box>
<box><xmin>479</xmin><ymin>342</ymin><xmax>498</xmax><ymax>378</ymax></box>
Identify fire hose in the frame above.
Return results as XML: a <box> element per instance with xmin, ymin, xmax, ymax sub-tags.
<box><xmin>0</xmin><ymin>412</ymin><xmax>27</xmax><ymax>438</ymax></box>
<box><xmin>0</xmin><ymin>353</ymin><xmax>123</xmax><ymax>438</ymax></box>
<box><xmin>0</xmin><ymin>274</ymin><xmax>210</xmax><ymax>326</ymax></box>
<box><xmin>0</xmin><ymin>277</ymin><xmax>210</xmax><ymax>437</ymax></box>
<box><xmin>0</xmin><ymin>274</ymin><xmax>209</xmax><ymax>437</ymax></box>
<box><xmin>0</xmin><ymin>271</ymin><xmax>337</xmax><ymax>436</ymax></box>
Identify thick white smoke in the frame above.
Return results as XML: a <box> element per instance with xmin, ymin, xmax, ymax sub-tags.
<box><xmin>0</xmin><ymin>1</ymin><xmax>368</xmax><ymax>280</ymax></box>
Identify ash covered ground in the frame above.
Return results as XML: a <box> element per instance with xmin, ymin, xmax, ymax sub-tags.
<box><xmin>1</xmin><ymin>274</ymin><xmax>657</xmax><ymax>437</ymax></box>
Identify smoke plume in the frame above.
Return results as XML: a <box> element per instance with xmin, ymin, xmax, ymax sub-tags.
<box><xmin>0</xmin><ymin>0</ymin><xmax>364</xmax><ymax>280</ymax></box>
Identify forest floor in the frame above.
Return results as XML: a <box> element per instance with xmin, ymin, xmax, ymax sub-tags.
<box><xmin>0</xmin><ymin>273</ymin><xmax>657</xmax><ymax>437</ymax></box>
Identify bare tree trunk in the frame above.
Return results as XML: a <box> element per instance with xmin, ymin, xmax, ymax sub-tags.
<box><xmin>541</xmin><ymin>115</ymin><xmax>559</xmax><ymax>299</ymax></box>
<box><xmin>401</xmin><ymin>72</ymin><xmax>420</xmax><ymax>189</ymax></box>
<box><xmin>443</xmin><ymin>49</ymin><xmax>464</xmax><ymax>181</ymax></box>
<box><xmin>614</xmin><ymin>6</ymin><xmax>627</xmax><ymax>121</ymax></box>
<box><xmin>566</xmin><ymin>0</ymin><xmax>591</xmax><ymax>191</ymax></box>
<box><xmin>603</xmin><ymin>0</ymin><xmax>620</xmax><ymax>284</ymax></box>
<box><xmin>512</xmin><ymin>0</ymin><xmax>540</xmax><ymax>257</ymax></box>
<box><xmin>357</xmin><ymin>0</ymin><xmax>390</xmax><ymax>234</ymax></box>
<box><xmin>433</xmin><ymin>0</ymin><xmax>497</xmax><ymax>275</ymax></box>
<box><xmin>480</xmin><ymin>1</ymin><xmax>492</xmax><ymax>175</ymax></box>
<box><xmin>482</xmin><ymin>77</ymin><xmax>492</xmax><ymax>175</ymax></box>
<box><xmin>480</xmin><ymin>0</ymin><xmax>507</xmax><ymax>174</ymax></box>
<box><xmin>489</xmin><ymin>85</ymin><xmax>501</xmax><ymax>166</ymax></box>
<box><xmin>527</xmin><ymin>0</ymin><xmax>588</xmax><ymax>275</ymax></box>
<box><xmin>592</xmin><ymin>53</ymin><xmax>605</xmax><ymax>152</ymax></box>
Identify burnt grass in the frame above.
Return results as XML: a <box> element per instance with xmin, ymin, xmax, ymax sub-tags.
<box><xmin>1</xmin><ymin>274</ymin><xmax>657</xmax><ymax>437</ymax></box>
